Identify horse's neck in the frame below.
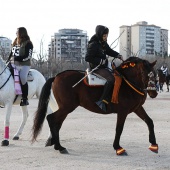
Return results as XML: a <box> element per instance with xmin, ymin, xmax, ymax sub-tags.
<box><xmin>0</xmin><ymin>60</ymin><xmax>11</xmax><ymax>80</ymax></box>
<box><xmin>0</xmin><ymin>58</ymin><xmax>6</xmax><ymax>71</ymax></box>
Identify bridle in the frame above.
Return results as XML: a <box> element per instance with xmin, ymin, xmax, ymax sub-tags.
<box><xmin>117</xmin><ymin>61</ymin><xmax>156</xmax><ymax>96</ymax></box>
<box><xmin>146</xmin><ymin>72</ymin><xmax>157</xmax><ymax>91</ymax></box>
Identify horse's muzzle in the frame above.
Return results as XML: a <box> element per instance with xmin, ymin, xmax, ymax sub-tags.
<box><xmin>147</xmin><ymin>90</ymin><xmax>158</xmax><ymax>98</ymax></box>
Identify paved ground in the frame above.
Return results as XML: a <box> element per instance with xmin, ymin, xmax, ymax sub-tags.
<box><xmin>0</xmin><ymin>91</ymin><xmax>170</xmax><ymax>170</ymax></box>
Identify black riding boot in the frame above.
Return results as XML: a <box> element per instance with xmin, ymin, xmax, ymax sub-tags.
<box><xmin>20</xmin><ymin>83</ymin><xmax>29</xmax><ymax>106</ymax></box>
<box><xmin>96</xmin><ymin>81</ymin><xmax>113</xmax><ymax>112</ymax></box>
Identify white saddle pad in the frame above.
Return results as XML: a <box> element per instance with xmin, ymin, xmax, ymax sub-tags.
<box><xmin>86</xmin><ymin>68</ymin><xmax>106</xmax><ymax>85</ymax></box>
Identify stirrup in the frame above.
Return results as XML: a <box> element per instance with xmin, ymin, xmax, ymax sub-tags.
<box><xmin>96</xmin><ymin>100</ymin><xmax>107</xmax><ymax>112</ymax></box>
<box><xmin>20</xmin><ymin>99</ymin><xmax>29</xmax><ymax>106</ymax></box>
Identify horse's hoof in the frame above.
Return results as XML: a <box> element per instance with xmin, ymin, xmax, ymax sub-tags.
<box><xmin>13</xmin><ymin>136</ymin><xmax>19</xmax><ymax>140</ymax></box>
<box><xmin>45</xmin><ymin>138</ymin><xmax>54</xmax><ymax>147</ymax></box>
<box><xmin>1</xmin><ymin>140</ymin><xmax>9</xmax><ymax>146</ymax></box>
<box><xmin>116</xmin><ymin>147</ymin><xmax>126</xmax><ymax>155</ymax></box>
<box><xmin>149</xmin><ymin>144</ymin><xmax>158</xmax><ymax>153</ymax></box>
<box><xmin>54</xmin><ymin>145</ymin><xmax>68</xmax><ymax>154</ymax></box>
<box><xmin>60</xmin><ymin>148</ymin><xmax>69</xmax><ymax>154</ymax></box>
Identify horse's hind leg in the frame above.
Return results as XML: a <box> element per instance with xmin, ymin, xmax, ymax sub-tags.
<box><xmin>13</xmin><ymin>106</ymin><xmax>28</xmax><ymax>140</ymax></box>
<box><xmin>45</xmin><ymin>107</ymin><xmax>53</xmax><ymax>147</ymax></box>
<box><xmin>46</xmin><ymin>109</ymin><xmax>70</xmax><ymax>154</ymax></box>
<box><xmin>160</xmin><ymin>83</ymin><xmax>163</xmax><ymax>92</ymax></box>
<box><xmin>113</xmin><ymin>113</ymin><xmax>127</xmax><ymax>155</ymax></box>
<box><xmin>134</xmin><ymin>106</ymin><xmax>158</xmax><ymax>153</ymax></box>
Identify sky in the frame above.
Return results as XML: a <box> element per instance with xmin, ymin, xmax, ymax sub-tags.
<box><xmin>1</xmin><ymin>0</ymin><xmax>170</xmax><ymax>57</ymax></box>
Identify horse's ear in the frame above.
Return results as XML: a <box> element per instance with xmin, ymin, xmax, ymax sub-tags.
<box><xmin>150</xmin><ymin>60</ymin><xmax>157</xmax><ymax>67</ymax></box>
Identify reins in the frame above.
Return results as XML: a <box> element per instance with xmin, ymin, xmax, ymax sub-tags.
<box><xmin>0</xmin><ymin>62</ymin><xmax>9</xmax><ymax>76</ymax></box>
<box><xmin>114</xmin><ymin>71</ymin><xmax>145</xmax><ymax>96</ymax></box>
<box><xmin>0</xmin><ymin>74</ymin><xmax>12</xmax><ymax>90</ymax></box>
<box><xmin>123</xmin><ymin>77</ymin><xmax>145</xmax><ymax>95</ymax></box>
<box><xmin>0</xmin><ymin>61</ymin><xmax>12</xmax><ymax>90</ymax></box>
<box><xmin>116</xmin><ymin>60</ymin><xmax>155</xmax><ymax>96</ymax></box>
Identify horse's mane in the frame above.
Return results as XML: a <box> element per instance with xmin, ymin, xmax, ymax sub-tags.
<box><xmin>119</xmin><ymin>57</ymin><xmax>142</xmax><ymax>65</ymax></box>
<box><xmin>116</xmin><ymin>57</ymin><xmax>142</xmax><ymax>71</ymax></box>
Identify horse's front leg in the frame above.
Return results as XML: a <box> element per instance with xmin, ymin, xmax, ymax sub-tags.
<box><xmin>160</xmin><ymin>83</ymin><xmax>163</xmax><ymax>92</ymax></box>
<box><xmin>1</xmin><ymin>103</ymin><xmax>13</xmax><ymax>146</ymax></box>
<box><xmin>134</xmin><ymin>106</ymin><xmax>158</xmax><ymax>153</ymax></box>
<box><xmin>166</xmin><ymin>83</ymin><xmax>169</xmax><ymax>92</ymax></box>
<box><xmin>13</xmin><ymin>106</ymin><xmax>28</xmax><ymax>140</ymax></box>
<box><xmin>113</xmin><ymin>113</ymin><xmax>127</xmax><ymax>155</ymax></box>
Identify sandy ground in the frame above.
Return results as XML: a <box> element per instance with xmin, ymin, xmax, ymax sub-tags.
<box><xmin>0</xmin><ymin>90</ymin><xmax>170</xmax><ymax>170</ymax></box>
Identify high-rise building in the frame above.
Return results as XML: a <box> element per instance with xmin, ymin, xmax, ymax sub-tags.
<box><xmin>119</xmin><ymin>21</ymin><xmax>168</xmax><ymax>59</ymax></box>
<box><xmin>0</xmin><ymin>36</ymin><xmax>12</xmax><ymax>58</ymax></box>
<box><xmin>48</xmin><ymin>29</ymin><xmax>88</xmax><ymax>63</ymax></box>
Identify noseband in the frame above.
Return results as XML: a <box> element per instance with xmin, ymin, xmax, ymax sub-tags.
<box><xmin>147</xmin><ymin>72</ymin><xmax>157</xmax><ymax>91</ymax></box>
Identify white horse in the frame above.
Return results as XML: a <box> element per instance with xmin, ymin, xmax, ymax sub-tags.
<box><xmin>0</xmin><ymin>56</ymin><xmax>46</xmax><ymax>146</ymax></box>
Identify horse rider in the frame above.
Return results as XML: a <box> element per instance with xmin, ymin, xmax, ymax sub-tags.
<box><xmin>161</xmin><ymin>63</ymin><xmax>168</xmax><ymax>77</ymax></box>
<box><xmin>85</xmin><ymin>25</ymin><xmax>123</xmax><ymax>112</ymax></box>
<box><xmin>7</xmin><ymin>27</ymin><xmax>33</xmax><ymax>106</ymax></box>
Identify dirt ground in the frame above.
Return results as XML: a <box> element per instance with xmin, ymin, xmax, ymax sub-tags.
<box><xmin>0</xmin><ymin>90</ymin><xmax>170</xmax><ymax>170</ymax></box>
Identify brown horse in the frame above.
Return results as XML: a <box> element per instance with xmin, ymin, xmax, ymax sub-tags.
<box><xmin>157</xmin><ymin>69</ymin><xmax>170</xmax><ymax>92</ymax></box>
<box><xmin>32</xmin><ymin>57</ymin><xmax>158</xmax><ymax>155</ymax></box>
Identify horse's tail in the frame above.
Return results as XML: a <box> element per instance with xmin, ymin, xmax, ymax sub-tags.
<box><xmin>31</xmin><ymin>77</ymin><xmax>55</xmax><ymax>143</ymax></box>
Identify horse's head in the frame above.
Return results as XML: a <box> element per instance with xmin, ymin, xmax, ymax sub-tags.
<box><xmin>117</xmin><ymin>57</ymin><xmax>157</xmax><ymax>98</ymax></box>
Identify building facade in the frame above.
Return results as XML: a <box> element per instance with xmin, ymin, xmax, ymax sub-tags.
<box><xmin>0</xmin><ymin>36</ymin><xmax>12</xmax><ymax>59</ymax></box>
<box><xmin>119</xmin><ymin>21</ymin><xmax>168</xmax><ymax>59</ymax></box>
<box><xmin>48</xmin><ymin>29</ymin><xmax>88</xmax><ymax>63</ymax></box>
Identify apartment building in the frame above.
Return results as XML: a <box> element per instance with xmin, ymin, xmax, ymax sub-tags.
<box><xmin>0</xmin><ymin>36</ymin><xmax>12</xmax><ymax>58</ymax></box>
<box><xmin>48</xmin><ymin>29</ymin><xmax>88</xmax><ymax>63</ymax></box>
<box><xmin>119</xmin><ymin>21</ymin><xmax>168</xmax><ymax>59</ymax></box>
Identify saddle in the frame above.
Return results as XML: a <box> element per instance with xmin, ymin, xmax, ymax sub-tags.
<box><xmin>86</xmin><ymin>68</ymin><xmax>106</xmax><ymax>85</ymax></box>
<box><xmin>8</xmin><ymin>63</ymin><xmax>34</xmax><ymax>81</ymax></box>
<box><xmin>8</xmin><ymin>63</ymin><xmax>34</xmax><ymax>95</ymax></box>
<box><xmin>84</xmin><ymin>66</ymin><xmax>122</xmax><ymax>104</ymax></box>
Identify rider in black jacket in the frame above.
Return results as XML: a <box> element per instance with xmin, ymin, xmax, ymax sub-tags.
<box><xmin>85</xmin><ymin>25</ymin><xmax>123</xmax><ymax>112</ymax></box>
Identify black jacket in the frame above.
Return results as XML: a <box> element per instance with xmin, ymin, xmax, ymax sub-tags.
<box><xmin>85</xmin><ymin>25</ymin><xmax>119</xmax><ymax>69</ymax></box>
<box><xmin>7</xmin><ymin>41</ymin><xmax>33</xmax><ymax>66</ymax></box>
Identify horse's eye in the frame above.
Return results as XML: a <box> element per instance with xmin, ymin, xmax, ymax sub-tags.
<box><xmin>129</xmin><ymin>62</ymin><xmax>136</xmax><ymax>67</ymax></box>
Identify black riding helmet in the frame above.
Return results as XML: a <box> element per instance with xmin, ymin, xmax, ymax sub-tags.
<box><xmin>95</xmin><ymin>25</ymin><xmax>109</xmax><ymax>41</ymax></box>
